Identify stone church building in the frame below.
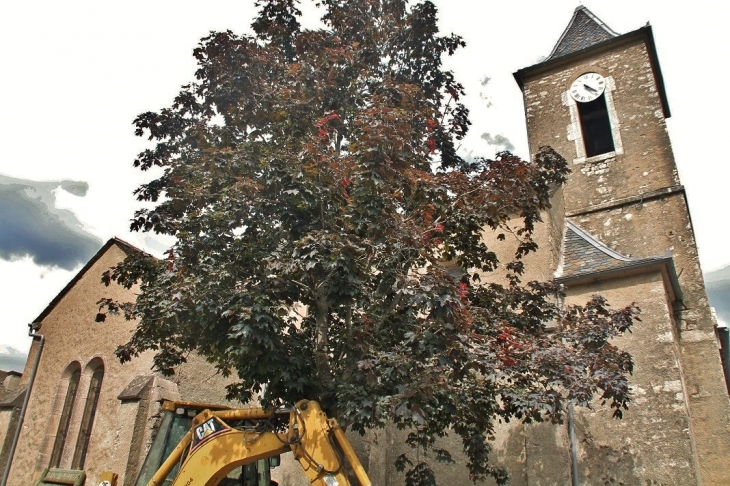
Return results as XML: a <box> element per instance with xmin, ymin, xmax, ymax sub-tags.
<box><xmin>0</xmin><ymin>239</ymin><xmax>248</xmax><ymax>486</ymax></box>
<box><xmin>1</xmin><ymin>6</ymin><xmax>729</xmax><ymax>486</ymax></box>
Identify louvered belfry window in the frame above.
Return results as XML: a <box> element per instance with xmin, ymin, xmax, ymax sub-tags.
<box><xmin>578</xmin><ymin>94</ymin><xmax>615</xmax><ymax>157</ymax></box>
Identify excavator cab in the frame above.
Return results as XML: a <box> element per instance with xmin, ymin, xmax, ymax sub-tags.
<box><xmin>133</xmin><ymin>401</ymin><xmax>278</xmax><ymax>486</ymax></box>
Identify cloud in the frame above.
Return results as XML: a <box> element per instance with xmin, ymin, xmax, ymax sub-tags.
<box><xmin>479</xmin><ymin>75</ymin><xmax>494</xmax><ymax>108</ymax></box>
<box><xmin>0</xmin><ymin>174</ymin><xmax>101</xmax><ymax>270</ymax></box>
<box><xmin>480</xmin><ymin>133</ymin><xmax>515</xmax><ymax>152</ymax></box>
<box><xmin>143</xmin><ymin>234</ymin><xmax>176</xmax><ymax>258</ymax></box>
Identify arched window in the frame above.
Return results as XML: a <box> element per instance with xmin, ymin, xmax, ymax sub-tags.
<box><xmin>49</xmin><ymin>364</ymin><xmax>81</xmax><ymax>468</ymax></box>
<box><xmin>71</xmin><ymin>362</ymin><xmax>104</xmax><ymax>469</ymax></box>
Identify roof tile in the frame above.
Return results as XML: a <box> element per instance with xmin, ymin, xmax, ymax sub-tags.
<box><xmin>559</xmin><ymin>220</ymin><xmax>665</xmax><ymax>279</ymax></box>
<box><xmin>548</xmin><ymin>6</ymin><xmax>618</xmax><ymax>61</ymax></box>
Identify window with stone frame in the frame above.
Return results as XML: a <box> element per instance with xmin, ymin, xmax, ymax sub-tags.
<box><xmin>49</xmin><ymin>364</ymin><xmax>81</xmax><ymax>468</ymax></box>
<box><xmin>577</xmin><ymin>93</ymin><xmax>615</xmax><ymax>157</ymax></box>
<box><xmin>71</xmin><ymin>362</ymin><xmax>104</xmax><ymax>470</ymax></box>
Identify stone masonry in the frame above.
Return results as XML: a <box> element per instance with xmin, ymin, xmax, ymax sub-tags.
<box><xmin>508</xmin><ymin>6</ymin><xmax>730</xmax><ymax>485</ymax></box>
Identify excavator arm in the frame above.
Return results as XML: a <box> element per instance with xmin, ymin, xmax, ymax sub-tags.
<box><xmin>145</xmin><ymin>400</ymin><xmax>371</xmax><ymax>486</ymax></box>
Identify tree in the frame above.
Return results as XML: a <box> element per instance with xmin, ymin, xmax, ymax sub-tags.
<box><xmin>100</xmin><ymin>1</ymin><xmax>639</xmax><ymax>483</ymax></box>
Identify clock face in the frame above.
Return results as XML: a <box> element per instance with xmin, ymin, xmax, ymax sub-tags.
<box><xmin>570</xmin><ymin>72</ymin><xmax>606</xmax><ymax>103</ymax></box>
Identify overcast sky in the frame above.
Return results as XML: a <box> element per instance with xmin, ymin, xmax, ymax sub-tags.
<box><xmin>2</xmin><ymin>0</ymin><xmax>728</xmax><ymax>353</ymax></box>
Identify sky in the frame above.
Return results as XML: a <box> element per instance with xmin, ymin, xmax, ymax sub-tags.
<box><xmin>1</xmin><ymin>0</ymin><xmax>729</xmax><ymax>354</ymax></box>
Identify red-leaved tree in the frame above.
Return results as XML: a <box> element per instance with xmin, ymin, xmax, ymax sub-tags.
<box><xmin>100</xmin><ymin>1</ymin><xmax>638</xmax><ymax>483</ymax></box>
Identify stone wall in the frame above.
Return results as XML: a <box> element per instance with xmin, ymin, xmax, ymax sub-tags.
<box><xmin>0</xmin><ymin>241</ymin><xmax>321</xmax><ymax>486</ymax></box>
<box><xmin>567</xmin><ymin>273</ymin><xmax>697</xmax><ymax>485</ymax></box>
<box><xmin>521</xmin><ymin>38</ymin><xmax>678</xmax><ymax>213</ymax></box>
<box><xmin>0</xmin><ymin>407</ymin><xmax>20</xmax><ymax>477</ymax></box>
<box><xmin>366</xmin><ymin>269</ymin><xmax>697</xmax><ymax>485</ymax></box>
<box><xmin>5</xmin><ymin>244</ymin><xmax>158</xmax><ymax>486</ymax></box>
<box><xmin>516</xmin><ymin>27</ymin><xmax>730</xmax><ymax>485</ymax></box>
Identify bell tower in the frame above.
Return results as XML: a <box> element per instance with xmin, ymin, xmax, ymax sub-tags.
<box><xmin>514</xmin><ymin>6</ymin><xmax>730</xmax><ymax>485</ymax></box>
<box><xmin>515</xmin><ymin>6</ymin><xmax>678</xmax><ymax>213</ymax></box>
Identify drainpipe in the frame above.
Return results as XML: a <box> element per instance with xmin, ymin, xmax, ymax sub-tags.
<box><xmin>1</xmin><ymin>324</ymin><xmax>45</xmax><ymax>486</ymax></box>
<box><xmin>567</xmin><ymin>401</ymin><xmax>579</xmax><ymax>486</ymax></box>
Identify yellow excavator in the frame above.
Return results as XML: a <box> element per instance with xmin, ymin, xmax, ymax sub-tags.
<box><xmin>101</xmin><ymin>399</ymin><xmax>372</xmax><ymax>486</ymax></box>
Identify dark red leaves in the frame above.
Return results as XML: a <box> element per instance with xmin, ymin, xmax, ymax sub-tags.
<box><xmin>108</xmin><ymin>2</ymin><xmax>633</xmax><ymax>485</ymax></box>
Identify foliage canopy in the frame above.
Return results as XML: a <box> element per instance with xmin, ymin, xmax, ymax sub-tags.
<box><xmin>101</xmin><ymin>1</ymin><xmax>639</xmax><ymax>483</ymax></box>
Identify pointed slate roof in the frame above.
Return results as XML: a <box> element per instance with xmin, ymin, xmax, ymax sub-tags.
<box><xmin>513</xmin><ymin>5</ymin><xmax>671</xmax><ymax>118</ymax></box>
<box><xmin>557</xmin><ymin>221</ymin><xmax>683</xmax><ymax>303</ymax></box>
<box><xmin>547</xmin><ymin>6</ymin><xmax>618</xmax><ymax>61</ymax></box>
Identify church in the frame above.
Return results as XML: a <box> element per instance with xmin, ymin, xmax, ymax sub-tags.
<box><xmin>1</xmin><ymin>6</ymin><xmax>729</xmax><ymax>486</ymax></box>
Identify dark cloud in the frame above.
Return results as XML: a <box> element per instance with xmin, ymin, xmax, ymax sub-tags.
<box><xmin>480</xmin><ymin>133</ymin><xmax>515</xmax><ymax>152</ymax></box>
<box><xmin>0</xmin><ymin>174</ymin><xmax>101</xmax><ymax>270</ymax></box>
